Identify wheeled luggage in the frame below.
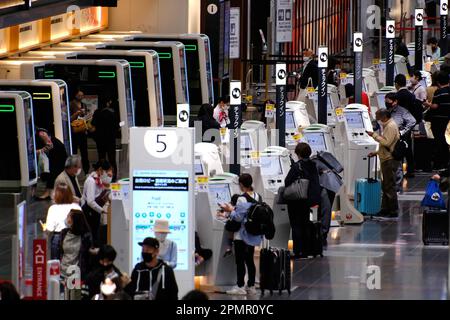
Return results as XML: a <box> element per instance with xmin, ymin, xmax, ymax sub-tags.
<box><xmin>354</xmin><ymin>157</ymin><xmax>381</xmax><ymax>216</ymax></box>
<box><xmin>422</xmin><ymin>208</ymin><xmax>449</xmax><ymax>246</ymax></box>
<box><xmin>305</xmin><ymin>220</ymin><xmax>324</xmax><ymax>258</ymax></box>
<box><xmin>259</xmin><ymin>246</ymin><xmax>291</xmax><ymax>296</ymax></box>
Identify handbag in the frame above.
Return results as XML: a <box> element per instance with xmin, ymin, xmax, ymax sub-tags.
<box><xmin>71</xmin><ymin>118</ymin><xmax>87</xmax><ymax>134</ymax></box>
<box><xmin>283</xmin><ymin>162</ymin><xmax>309</xmax><ymax>201</ymax></box>
<box><xmin>225</xmin><ymin>219</ymin><xmax>241</xmax><ymax>232</ymax></box>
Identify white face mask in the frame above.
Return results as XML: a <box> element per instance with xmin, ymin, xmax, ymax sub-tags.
<box><xmin>155</xmin><ymin>233</ymin><xmax>168</xmax><ymax>242</ymax></box>
<box><xmin>76</xmin><ymin>168</ymin><xmax>82</xmax><ymax>176</ymax></box>
<box><xmin>101</xmin><ymin>173</ymin><xmax>112</xmax><ymax>184</ymax></box>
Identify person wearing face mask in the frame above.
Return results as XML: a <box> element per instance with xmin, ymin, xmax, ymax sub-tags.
<box><xmin>125</xmin><ymin>237</ymin><xmax>178</xmax><ymax>300</ymax></box>
<box><xmin>70</xmin><ymin>88</ymin><xmax>90</xmax><ymax>175</ymax></box>
<box><xmin>384</xmin><ymin>93</ymin><xmax>416</xmax><ymax>186</ymax></box>
<box><xmin>86</xmin><ymin>245</ymin><xmax>130</xmax><ymax>299</ymax></box>
<box><xmin>55</xmin><ymin>155</ymin><xmax>84</xmax><ymax>205</ymax></box>
<box><xmin>367</xmin><ymin>109</ymin><xmax>400</xmax><ymax>219</ymax></box>
<box><xmin>82</xmin><ymin>160</ymin><xmax>113</xmax><ymax>247</ymax></box>
<box><xmin>43</xmin><ymin>183</ymin><xmax>81</xmax><ymax>260</ymax></box>
<box><xmin>213</xmin><ymin>96</ymin><xmax>231</xmax><ymax>128</ymax></box>
<box><xmin>395</xmin><ymin>74</ymin><xmax>423</xmax><ymax>124</ymax></box>
<box><xmin>153</xmin><ymin>220</ymin><xmax>178</xmax><ymax>269</ymax></box>
<box><xmin>90</xmin><ymin>95</ymin><xmax>120</xmax><ymax>181</ymax></box>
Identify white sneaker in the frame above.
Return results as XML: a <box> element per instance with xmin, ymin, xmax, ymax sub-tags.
<box><xmin>245</xmin><ymin>286</ymin><xmax>257</xmax><ymax>295</ymax></box>
<box><xmin>226</xmin><ymin>286</ymin><xmax>247</xmax><ymax>295</ymax></box>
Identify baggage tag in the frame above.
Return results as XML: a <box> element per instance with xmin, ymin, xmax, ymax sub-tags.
<box><xmin>339</xmin><ymin>73</ymin><xmax>348</xmax><ymax>85</ymax></box>
<box><xmin>372</xmin><ymin>59</ymin><xmax>380</xmax><ymax>71</ymax></box>
<box><xmin>250</xmin><ymin>151</ymin><xmax>261</xmax><ymax>167</ymax></box>
<box><xmin>111</xmin><ymin>183</ymin><xmax>122</xmax><ymax>200</ymax></box>
<box><xmin>195</xmin><ymin>176</ymin><xmax>209</xmax><ymax>193</ymax></box>
<box><xmin>307</xmin><ymin>87</ymin><xmax>316</xmax><ymax>99</ymax></box>
<box><xmin>293</xmin><ymin>132</ymin><xmax>303</xmax><ymax>142</ymax></box>
<box><xmin>335</xmin><ymin>108</ymin><xmax>345</xmax><ymax>123</ymax></box>
<box><xmin>265</xmin><ymin>104</ymin><xmax>275</xmax><ymax>119</ymax></box>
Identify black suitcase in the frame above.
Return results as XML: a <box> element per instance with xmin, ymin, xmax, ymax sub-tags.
<box><xmin>422</xmin><ymin>208</ymin><xmax>449</xmax><ymax>246</ymax></box>
<box><xmin>259</xmin><ymin>247</ymin><xmax>291</xmax><ymax>296</ymax></box>
<box><xmin>305</xmin><ymin>221</ymin><xmax>324</xmax><ymax>258</ymax></box>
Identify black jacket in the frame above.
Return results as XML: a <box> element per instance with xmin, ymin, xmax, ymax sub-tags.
<box><xmin>397</xmin><ymin>88</ymin><xmax>423</xmax><ymax>122</ymax></box>
<box><xmin>285</xmin><ymin>159</ymin><xmax>321</xmax><ymax>207</ymax></box>
<box><xmin>125</xmin><ymin>260</ymin><xmax>178</xmax><ymax>300</ymax></box>
<box><xmin>300</xmin><ymin>60</ymin><xmax>319</xmax><ymax>89</ymax></box>
<box><xmin>91</xmin><ymin>107</ymin><xmax>120</xmax><ymax>145</ymax></box>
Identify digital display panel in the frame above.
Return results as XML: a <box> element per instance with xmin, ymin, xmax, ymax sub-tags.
<box><xmin>0</xmin><ymin>98</ymin><xmax>21</xmax><ymax>182</ymax></box>
<box><xmin>345</xmin><ymin>112</ymin><xmax>365</xmax><ymax>129</ymax></box>
<box><xmin>101</xmin><ymin>44</ymin><xmax>179</xmax><ymax>117</ymax></box>
<box><xmin>194</xmin><ymin>162</ymin><xmax>204</xmax><ymax>176</ymax></box>
<box><xmin>377</xmin><ymin>93</ymin><xmax>387</xmax><ymax>109</ymax></box>
<box><xmin>208</xmin><ymin>183</ymin><xmax>232</xmax><ymax>205</ymax></box>
<box><xmin>260</xmin><ymin>156</ymin><xmax>283</xmax><ymax>176</ymax></box>
<box><xmin>70</xmin><ymin>53</ymin><xmax>151</xmax><ymax>127</ymax></box>
<box><xmin>241</xmin><ymin>134</ymin><xmax>253</xmax><ymax>151</ymax></box>
<box><xmin>285</xmin><ymin>111</ymin><xmax>296</xmax><ymax>129</ymax></box>
<box><xmin>132</xmin><ymin>170</ymin><xmax>189</xmax><ymax>270</ymax></box>
<box><xmin>305</xmin><ymin>132</ymin><xmax>327</xmax><ymax>153</ymax></box>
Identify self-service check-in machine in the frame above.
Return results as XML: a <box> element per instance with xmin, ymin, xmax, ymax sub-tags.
<box><xmin>301</xmin><ymin>124</ymin><xmax>335</xmax><ymax>156</ymax></box>
<box><xmin>97</xmin><ymin>41</ymin><xmax>189</xmax><ymax>125</ymax></box>
<box><xmin>0</xmin><ymin>80</ymin><xmax>72</xmax><ymax>155</ymax></box>
<box><xmin>251</xmin><ymin>146</ymin><xmax>291</xmax><ymax>249</ymax></box>
<box><xmin>306</xmin><ymin>84</ymin><xmax>340</xmax><ymax>126</ymax></box>
<box><xmin>340</xmin><ymin>69</ymin><xmax>379</xmax><ymax>100</ymax></box>
<box><xmin>195</xmin><ymin>173</ymin><xmax>240</xmax><ymax>290</ymax></box>
<box><xmin>195</xmin><ymin>143</ymin><xmax>224</xmax><ymax>178</ymax></box>
<box><xmin>66</xmin><ymin>50</ymin><xmax>163</xmax><ymax>127</ymax></box>
<box><xmin>375</xmin><ymin>86</ymin><xmax>396</xmax><ymax>110</ymax></box>
<box><xmin>379</xmin><ymin>55</ymin><xmax>409</xmax><ymax>85</ymax></box>
<box><xmin>240</xmin><ymin>120</ymin><xmax>268</xmax><ymax>168</ymax></box>
<box><xmin>122</xmin><ymin>33</ymin><xmax>214</xmax><ymax>109</ymax></box>
<box><xmin>285</xmin><ymin>101</ymin><xmax>310</xmax><ymax>150</ymax></box>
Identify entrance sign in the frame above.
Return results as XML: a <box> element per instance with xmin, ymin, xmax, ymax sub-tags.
<box><xmin>33</xmin><ymin>239</ymin><xmax>47</xmax><ymax>300</ymax></box>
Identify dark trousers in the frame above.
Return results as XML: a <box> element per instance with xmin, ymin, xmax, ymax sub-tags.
<box><xmin>233</xmin><ymin>240</ymin><xmax>256</xmax><ymax>288</ymax></box>
<box><xmin>431</xmin><ymin>120</ymin><xmax>450</xmax><ymax>169</ymax></box>
<box><xmin>287</xmin><ymin>201</ymin><xmax>310</xmax><ymax>256</ymax></box>
<box><xmin>50</xmin><ymin>233</ymin><xmax>62</xmax><ymax>260</ymax></box>
<box><xmin>381</xmin><ymin>159</ymin><xmax>400</xmax><ymax>214</ymax></box>
<box><xmin>403</xmin><ymin>133</ymin><xmax>414</xmax><ymax>174</ymax></box>
<box><xmin>97</xmin><ymin>141</ymin><xmax>117</xmax><ymax>180</ymax></box>
<box><xmin>83</xmin><ymin>206</ymin><xmax>101</xmax><ymax>247</ymax></box>
<box><xmin>72</xmin><ymin>132</ymin><xmax>90</xmax><ymax>174</ymax></box>
<box><xmin>318</xmin><ymin>189</ymin><xmax>335</xmax><ymax>239</ymax></box>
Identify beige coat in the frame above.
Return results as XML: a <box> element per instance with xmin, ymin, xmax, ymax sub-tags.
<box><xmin>372</xmin><ymin>118</ymin><xmax>400</xmax><ymax>162</ymax></box>
<box><xmin>54</xmin><ymin>170</ymin><xmax>82</xmax><ymax>205</ymax></box>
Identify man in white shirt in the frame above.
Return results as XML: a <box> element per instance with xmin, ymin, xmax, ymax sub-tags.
<box><xmin>213</xmin><ymin>96</ymin><xmax>230</xmax><ymax>128</ymax></box>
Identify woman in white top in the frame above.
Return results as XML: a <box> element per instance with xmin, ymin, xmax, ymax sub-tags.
<box><xmin>213</xmin><ymin>96</ymin><xmax>230</xmax><ymax>128</ymax></box>
<box><xmin>44</xmin><ymin>183</ymin><xmax>81</xmax><ymax>259</ymax></box>
<box><xmin>409</xmin><ymin>70</ymin><xmax>428</xmax><ymax>102</ymax></box>
<box><xmin>82</xmin><ymin>160</ymin><xmax>113</xmax><ymax>247</ymax></box>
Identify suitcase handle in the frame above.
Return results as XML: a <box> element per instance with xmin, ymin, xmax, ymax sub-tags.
<box><xmin>367</xmin><ymin>156</ymin><xmax>378</xmax><ymax>183</ymax></box>
<box><xmin>357</xmin><ymin>193</ymin><xmax>361</xmax><ymax>203</ymax></box>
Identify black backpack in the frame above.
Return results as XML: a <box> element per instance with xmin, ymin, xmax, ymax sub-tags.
<box><xmin>242</xmin><ymin>194</ymin><xmax>276</xmax><ymax>240</ymax></box>
<box><xmin>392</xmin><ymin>138</ymin><xmax>409</xmax><ymax>161</ymax></box>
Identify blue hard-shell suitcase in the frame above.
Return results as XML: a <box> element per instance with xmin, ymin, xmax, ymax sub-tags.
<box><xmin>354</xmin><ymin>157</ymin><xmax>381</xmax><ymax>216</ymax></box>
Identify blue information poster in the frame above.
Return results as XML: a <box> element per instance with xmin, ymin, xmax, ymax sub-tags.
<box><xmin>132</xmin><ymin>170</ymin><xmax>189</xmax><ymax>270</ymax></box>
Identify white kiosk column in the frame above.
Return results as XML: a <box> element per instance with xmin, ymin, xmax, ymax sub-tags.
<box><xmin>129</xmin><ymin>127</ymin><xmax>195</xmax><ymax>297</ymax></box>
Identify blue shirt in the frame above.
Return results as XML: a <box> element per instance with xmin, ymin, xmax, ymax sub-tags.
<box><xmin>230</xmin><ymin>202</ymin><xmax>263</xmax><ymax>247</ymax></box>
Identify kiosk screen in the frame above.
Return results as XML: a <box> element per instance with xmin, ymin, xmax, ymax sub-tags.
<box><xmin>241</xmin><ymin>134</ymin><xmax>253</xmax><ymax>151</ymax></box>
<box><xmin>286</xmin><ymin>111</ymin><xmax>296</xmax><ymax>129</ymax></box>
<box><xmin>260</xmin><ymin>156</ymin><xmax>283</xmax><ymax>176</ymax></box>
<box><xmin>195</xmin><ymin>163</ymin><xmax>204</xmax><ymax>176</ymax></box>
<box><xmin>0</xmin><ymin>98</ymin><xmax>21</xmax><ymax>181</ymax></box>
<box><xmin>345</xmin><ymin>112</ymin><xmax>365</xmax><ymax>129</ymax></box>
<box><xmin>377</xmin><ymin>94</ymin><xmax>387</xmax><ymax>109</ymax></box>
<box><xmin>208</xmin><ymin>183</ymin><xmax>231</xmax><ymax>205</ymax></box>
<box><xmin>71</xmin><ymin>53</ymin><xmax>150</xmax><ymax>127</ymax></box>
<box><xmin>132</xmin><ymin>170</ymin><xmax>190</xmax><ymax>270</ymax></box>
<box><xmin>305</xmin><ymin>132</ymin><xmax>327</xmax><ymax>153</ymax></box>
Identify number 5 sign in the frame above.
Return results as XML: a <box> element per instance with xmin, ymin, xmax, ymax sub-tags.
<box><xmin>144</xmin><ymin>130</ymin><xmax>178</xmax><ymax>159</ymax></box>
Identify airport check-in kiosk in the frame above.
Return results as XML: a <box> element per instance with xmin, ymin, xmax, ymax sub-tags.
<box><xmin>123</xmin><ymin>34</ymin><xmax>214</xmax><ymax>109</ymax></box>
<box><xmin>375</xmin><ymin>86</ymin><xmax>396</xmax><ymax>110</ymax></box>
<box><xmin>240</xmin><ymin>121</ymin><xmax>268</xmax><ymax>168</ymax></box>
<box><xmin>251</xmin><ymin>146</ymin><xmax>291</xmax><ymax>249</ymax></box>
<box><xmin>285</xmin><ymin>101</ymin><xmax>310</xmax><ymax>149</ymax></box>
<box><xmin>301</xmin><ymin>124</ymin><xmax>335</xmax><ymax>156</ymax></box>
<box><xmin>66</xmin><ymin>50</ymin><xmax>164</xmax><ymax>127</ymax></box>
<box><xmin>307</xmin><ymin>84</ymin><xmax>340</xmax><ymax>125</ymax></box>
<box><xmin>0</xmin><ymin>80</ymin><xmax>72</xmax><ymax>155</ymax></box>
<box><xmin>342</xmin><ymin>104</ymin><xmax>378</xmax><ymax>197</ymax></box>
<box><xmin>379</xmin><ymin>55</ymin><xmax>409</xmax><ymax>85</ymax></box>
<box><xmin>97</xmin><ymin>41</ymin><xmax>189</xmax><ymax>125</ymax></box>
<box><xmin>194</xmin><ymin>143</ymin><xmax>224</xmax><ymax>178</ymax></box>
<box><xmin>340</xmin><ymin>69</ymin><xmax>380</xmax><ymax>100</ymax></box>
<box><xmin>195</xmin><ymin>173</ymin><xmax>240</xmax><ymax>289</ymax></box>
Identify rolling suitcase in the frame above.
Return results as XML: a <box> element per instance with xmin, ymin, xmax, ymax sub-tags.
<box><xmin>422</xmin><ymin>208</ymin><xmax>449</xmax><ymax>246</ymax></box>
<box><xmin>305</xmin><ymin>220</ymin><xmax>324</xmax><ymax>258</ymax></box>
<box><xmin>354</xmin><ymin>156</ymin><xmax>381</xmax><ymax>216</ymax></box>
<box><xmin>259</xmin><ymin>243</ymin><xmax>291</xmax><ymax>296</ymax></box>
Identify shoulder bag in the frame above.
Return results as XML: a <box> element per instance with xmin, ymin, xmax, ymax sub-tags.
<box><xmin>282</xmin><ymin>162</ymin><xmax>310</xmax><ymax>201</ymax></box>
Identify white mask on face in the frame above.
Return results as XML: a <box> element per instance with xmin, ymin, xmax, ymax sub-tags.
<box><xmin>155</xmin><ymin>233</ymin><xmax>168</xmax><ymax>242</ymax></box>
<box><xmin>101</xmin><ymin>173</ymin><xmax>112</xmax><ymax>184</ymax></box>
<box><xmin>76</xmin><ymin>168</ymin><xmax>82</xmax><ymax>176</ymax></box>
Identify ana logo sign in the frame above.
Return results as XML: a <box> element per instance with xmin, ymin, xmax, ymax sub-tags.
<box><xmin>388</xmin><ymin>25</ymin><xmax>395</xmax><ymax>34</ymax></box>
<box><xmin>416</xmin><ymin>12</ymin><xmax>423</xmax><ymax>22</ymax></box>
<box><xmin>320</xmin><ymin>52</ymin><xmax>328</xmax><ymax>63</ymax></box>
<box><xmin>415</xmin><ymin>9</ymin><xmax>424</xmax><ymax>26</ymax></box>
<box><xmin>232</xmin><ymin>88</ymin><xmax>241</xmax><ymax>100</ymax></box>
<box><xmin>442</xmin><ymin>1</ymin><xmax>449</xmax><ymax>15</ymax></box>
<box><xmin>355</xmin><ymin>38</ymin><xmax>363</xmax><ymax>47</ymax></box>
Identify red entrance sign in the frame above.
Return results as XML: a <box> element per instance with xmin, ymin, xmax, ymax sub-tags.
<box><xmin>32</xmin><ymin>239</ymin><xmax>47</xmax><ymax>300</ymax></box>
